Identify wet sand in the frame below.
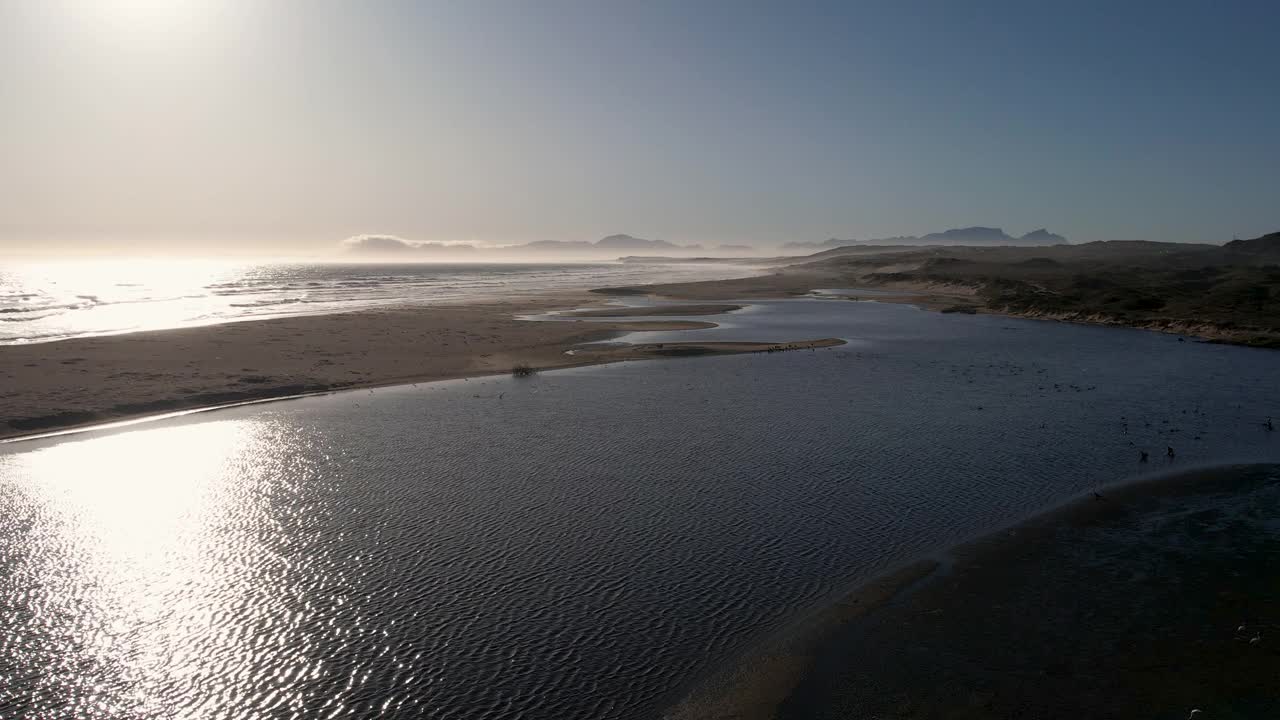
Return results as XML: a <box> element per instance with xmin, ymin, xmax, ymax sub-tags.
<box><xmin>0</xmin><ymin>292</ymin><xmax>840</xmax><ymax>440</ymax></box>
<box><xmin>668</xmin><ymin>464</ymin><xmax>1280</xmax><ymax>719</ymax></box>
<box><xmin>593</xmin><ymin>270</ymin><xmax>842</xmax><ymax>301</ymax></box>
<box><xmin>573</xmin><ymin>338</ymin><xmax>845</xmax><ymax>361</ymax></box>
<box><xmin>597</xmin><ymin>270</ymin><xmax>977</xmax><ymax>313</ymax></box>
<box><xmin>564</xmin><ymin>304</ymin><xmax>745</xmax><ymax>318</ymax></box>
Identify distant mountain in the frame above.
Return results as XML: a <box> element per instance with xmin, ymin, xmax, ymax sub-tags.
<box><xmin>1019</xmin><ymin>229</ymin><xmax>1067</xmax><ymax>245</ymax></box>
<box><xmin>516</xmin><ymin>234</ymin><xmax>690</xmax><ymax>253</ymax></box>
<box><xmin>781</xmin><ymin>238</ymin><xmax>848</xmax><ymax>251</ymax></box>
<box><xmin>345</xmin><ymin>233</ymin><xmax>711</xmax><ymax>258</ymax></box>
<box><xmin>594</xmin><ymin>234</ymin><xmax>679</xmax><ymax>250</ymax></box>
<box><xmin>907</xmin><ymin>227</ymin><xmax>1069</xmax><ymax>246</ymax></box>
<box><xmin>342</xmin><ymin>235</ymin><xmax>478</xmax><ymax>255</ymax></box>
<box><xmin>919</xmin><ymin>227</ymin><xmax>1013</xmax><ymax>245</ymax></box>
<box><xmin>783</xmin><ymin>227</ymin><xmax>1068</xmax><ymax>250</ymax></box>
<box><xmin>717</xmin><ymin>244</ymin><xmax>754</xmax><ymax>252</ymax></box>
<box><xmin>1224</xmin><ymin>231</ymin><xmax>1280</xmax><ymax>255</ymax></box>
<box><xmin>521</xmin><ymin>240</ymin><xmax>595</xmax><ymax>251</ymax></box>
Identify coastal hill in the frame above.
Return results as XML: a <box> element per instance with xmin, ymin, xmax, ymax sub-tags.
<box><xmin>783</xmin><ymin>226</ymin><xmax>1068</xmax><ymax>251</ymax></box>
<box><xmin>1224</xmin><ymin>230</ymin><xmax>1280</xmax><ymax>256</ymax></box>
<box><xmin>523</xmin><ymin>234</ymin><xmax>694</xmax><ymax>252</ymax></box>
<box><xmin>616</xmin><ymin>234</ymin><xmax>1280</xmax><ymax>348</ymax></box>
<box><xmin>342</xmin><ymin>233</ymin><xmax>710</xmax><ymax>258</ymax></box>
<box><xmin>790</xmin><ymin>238</ymin><xmax>1280</xmax><ymax>346</ymax></box>
<box><xmin>1019</xmin><ymin>228</ymin><xmax>1068</xmax><ymax>245</ymax></box>
<box><xmin>593</xmin><ymin>234</ymin><xmax>680</xmax><ymax>250</ymax></box>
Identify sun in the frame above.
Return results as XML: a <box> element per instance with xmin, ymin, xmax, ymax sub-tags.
<box><xmin>77</xmin><ymin>0</ymin><xmax>210</xmax><ymax>33</ymax></box>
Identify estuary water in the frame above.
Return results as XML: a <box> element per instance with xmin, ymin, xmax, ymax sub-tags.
<box><xmin>1</xmin><ymin>299</ymin><xmax>1277</xmax><ymax>719</ymax></box>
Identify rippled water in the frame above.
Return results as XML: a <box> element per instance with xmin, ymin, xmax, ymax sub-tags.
<box><xmin>1</xmin><ymin>300</ymin><xmax>1278</xmax><ymax>718</ymax></box>
<box><xmin>0</xmin><ymin>260</ymin><xmax>750</xmax><ymax>344</ymax></box>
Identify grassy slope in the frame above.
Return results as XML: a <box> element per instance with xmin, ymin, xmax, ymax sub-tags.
<box><xmin>797</xmin><ymin>236</ymin><xmax>1280</xmax><ymax>347</ymax></box>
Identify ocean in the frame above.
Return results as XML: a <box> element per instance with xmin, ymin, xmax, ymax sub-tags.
<box><xmin>0</xmin><ymin>260</ymin><xmax>752</xmax><ymax>345</ymax></box>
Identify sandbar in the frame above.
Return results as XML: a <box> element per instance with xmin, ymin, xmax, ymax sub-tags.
<box><xmin>0</xmin><ymin>291</ymin><xmax>841</xmax><ymax>440</ymax></box>
<box><xmin>667</xmin><ymin>463</ymin><xmax>1280</xmax><ymax>719</ymax></box>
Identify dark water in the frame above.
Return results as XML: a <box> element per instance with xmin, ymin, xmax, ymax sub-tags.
<box><xmin>1</xmin><ymin>300</ymin><xmax>1277</xmax><ymax>718</ymax></box>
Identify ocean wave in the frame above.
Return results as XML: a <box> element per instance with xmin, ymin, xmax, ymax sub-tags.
<box><xmin>0</xmin><ymin>261</ymin><xmax>756</xmax><ymax>344</ymax></box>
<box><xmin>229</xmin><ymin>298</ymin><xmax>306</xmax><ymax>308</ymax></box>
<box><xmin>0</xmin><ymin>301</ymin><xmax>94</xmax><ymax>315</ymax></box>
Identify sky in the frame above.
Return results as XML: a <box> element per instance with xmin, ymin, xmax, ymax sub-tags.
<box><xmin>1</xmin><ymin>0</ymin><xmax>1277</xmax><ymax>256</ymax></box>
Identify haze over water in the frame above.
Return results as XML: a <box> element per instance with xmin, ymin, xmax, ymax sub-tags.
<box><xmin>2</xmin><ymin>300</ymin><xmax>1277</xmax><ymax>719</ymax></box>
<box><xmin>0</xmin><ymin>261</ymin><xmax>748</xmax><ymax>345</ymax></box>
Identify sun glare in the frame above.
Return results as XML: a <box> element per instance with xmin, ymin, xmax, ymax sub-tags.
<box><xmin>2</xmin><ymin>420</ymin><xmax>320</xmax><ymax>716</ymax></box>
<box><xmin>85</xmin><ymin>0</ymin><xmax>206</xmax><ymax>29</ymax></box>
<box><xmin>31</xmin><ymin>0</ymin><xmax>222</xmax><ymax>46</ymax></box>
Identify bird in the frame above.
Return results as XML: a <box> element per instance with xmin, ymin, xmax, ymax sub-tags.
<box><xmin>1092</xmin><ymin>491</ymin><xmax>1105</xmax><ymax>501</ymax></box>
<box><xmin>1266</xmin><ymin>417</ymin><xmax>1274</xmax><ymax>431</ymax></box>
<box><xmin>1188</xmin><ymin>710</ymin><xmax>1202</xmax><ymax>720</ymax></box>
<box><xmin>1250</xmin><ymin>632</ymin><xmax>1262</xmax><ymax>646</ymax></box>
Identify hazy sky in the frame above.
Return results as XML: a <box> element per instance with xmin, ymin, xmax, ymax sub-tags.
<box><xmin>2</xmin><ymin>0</ymin><xmax>1277</xmax><ymax>256</ymax></box>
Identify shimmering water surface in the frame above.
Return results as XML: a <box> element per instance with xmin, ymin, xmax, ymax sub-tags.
<box><xmin>0</xmin><ymin>261</ymin><xmax>750</xmax><ymax>344</ymax></box>
<box><xmin>1</xmin><ymin>300</ymin><xmax>1278</xmax><ymax>719</ymax></box>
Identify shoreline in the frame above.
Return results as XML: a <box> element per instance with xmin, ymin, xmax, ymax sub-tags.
<box><xmin>663</xmin><ymin>461</ymin><xmax>1280</xmax><ymax>719</ymax></box>
<box><xmin>1</xmin><ymin>337</ymin><xmax>847</xmax><ymax>445</ymax></box>
<box><xmin>0</xmin><ymin>290</ymin><xmax>842</xmax><ymax>443</ymax></box>
<box><xmin>600</xmin><ymin>269</ymin><xmax>1279</xmax><ymax>348</ymax></box>
<box><xmin>6</xmin><ymin>259</ymin><xmax>1269</xmax><ymax>443</ymax></box>
<box><xmin>7</xmin><ymin>258</ymin><xmax>1267</xmax><ymax>444</ymax></box>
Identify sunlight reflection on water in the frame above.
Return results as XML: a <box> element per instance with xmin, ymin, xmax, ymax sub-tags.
<box><xmin>0</xmin><ymin>421</ymin><xmax>336</xmax><ymax>718</ymax></box>
<box><xmin>0</xmin><ymin>260</ymin><xmax>754</xmax><ymax>345</ymax></box>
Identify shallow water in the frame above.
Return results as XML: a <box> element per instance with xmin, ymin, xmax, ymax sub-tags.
<box><xmin>1</xmin><ymin>300</ymin><xmax>1277</xmax><ymax>719</ymax></box>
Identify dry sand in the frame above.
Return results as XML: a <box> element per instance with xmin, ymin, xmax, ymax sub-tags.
<box><xmin>0</xmin><ymin>292</ymin><xmax>840</xmax><ymax>440</ymax></box>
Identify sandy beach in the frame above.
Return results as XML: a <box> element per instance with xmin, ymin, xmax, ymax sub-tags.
<box><xmin>667</xmin><ymin>463</ymin><xmax>1280</xmax><ymax>720</ymax></box>
<box><xmin>0</xmin><ymin>291</ymin><xmax>844</xmax><ymax>440</ymax></box>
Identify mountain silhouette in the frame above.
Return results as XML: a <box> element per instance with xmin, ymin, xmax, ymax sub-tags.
<box><xmin>1224</xmin><ymin>230</ymin><xmax>1280</xmax><ymax>255</ymax></box>
<box><xmin>784</xmin><ymin>226</ymin><xmax>1069</xmax><ymax>250</ymax></box>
